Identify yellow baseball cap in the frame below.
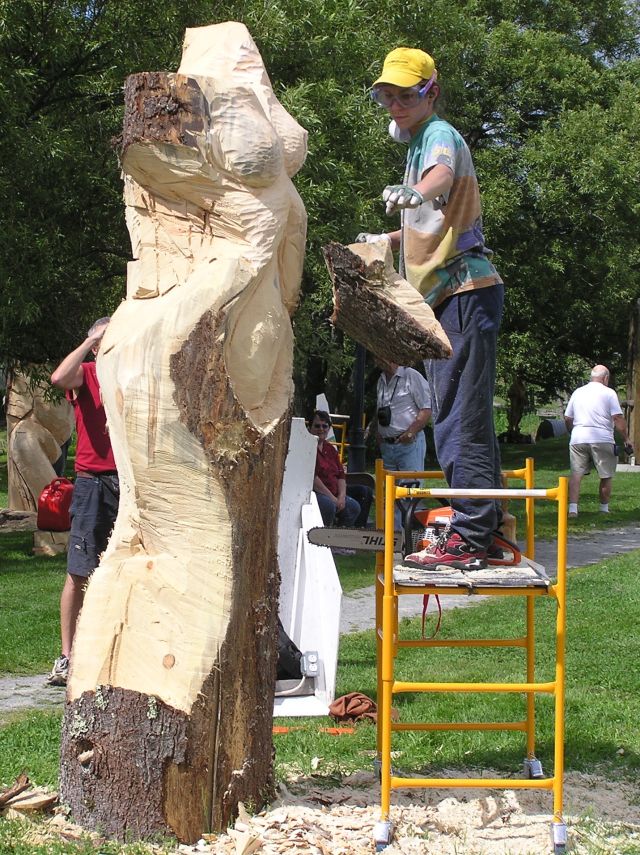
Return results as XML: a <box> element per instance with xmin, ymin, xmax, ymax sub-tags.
<box><xmin>373</xmin><ymin>48</ymin><xmax>437</xmax><ymax>88</ymax></box>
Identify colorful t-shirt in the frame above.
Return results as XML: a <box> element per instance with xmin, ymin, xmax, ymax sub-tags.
<box><xmin>401</xmin><ymin>114</ymin><xmax>502</xmax><ymax>307</ymax></box>
<box><xmin>67</xmin><ymin>362</ymin><xmax>116</xmax><ymax>473</ymax></box>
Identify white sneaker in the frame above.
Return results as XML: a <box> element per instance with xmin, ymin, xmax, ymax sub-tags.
<box><xmin>46</xmin><ymin>655</ymin><xmax>69</xmax><ymax>687</ymax></box>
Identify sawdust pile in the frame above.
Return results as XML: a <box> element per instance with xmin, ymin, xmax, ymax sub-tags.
<box><xmin>5</xmin><ymin>770</ymin><xmax>638</xmax><ymax>853</ymax></box>
<box><xmin>178</xmin><ymin>769</ymin><xmax>639</xmax><ymax>854</ymax></box>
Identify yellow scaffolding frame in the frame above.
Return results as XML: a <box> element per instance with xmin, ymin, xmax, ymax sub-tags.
<box><xmin>373</xmin><ymin>457</ymin><xmax>568</xmax><ymax>854</ymax></box>
<box><xmin>328</xmin><ymin>413</ymin><xmax>368</xmax><ymax>466</ymax></box>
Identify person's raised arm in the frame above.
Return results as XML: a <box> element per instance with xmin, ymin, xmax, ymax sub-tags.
<box><xmin>51</xmin><ymin>326</ymin><xmax>106</xmax><ymax>390</ymax></box>
<box><xmin>382</xmin><ymin>164</ymin><xmax>454</xmax><ymax>216</ymax></box>
<box><xmin>413</xmin><ymin>163</ymin><xmax>454</xmax><ymax>202</ymax></box>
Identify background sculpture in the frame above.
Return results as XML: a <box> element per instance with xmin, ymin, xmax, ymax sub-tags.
<box><xmin>6</xmin><ymin>370</ymin><xmax>73</xmax><ymax>512</ymax></box>
<box><xmin>60</xmin><ymin>22</ymin><xmax>307</xmax><ymax>841</ymax></box>
<box><xmin>5</xmin><ymin>370</ymin><xmax>74</xmax><ymax>554</ymax></box>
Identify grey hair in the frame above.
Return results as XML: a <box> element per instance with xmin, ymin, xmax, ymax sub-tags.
<box><xmin>590</xmin><ymin>365</ymin><xmax>609</xmax><ymax>381</ymax></box>
<box><xmin>87</xmin><ymin>317</ymin><xmax>111</xmax><ymax>336</ymax></box>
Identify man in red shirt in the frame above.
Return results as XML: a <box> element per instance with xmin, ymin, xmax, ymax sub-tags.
<box><xmin>309</xmin><ymin>410</ymin><xmax>372</xmax><ymax>527</ymax></box>
<box><xmin>46</xmin><ymin>318</ymin><xmax>119</xmax><ymax>687</ymax></box>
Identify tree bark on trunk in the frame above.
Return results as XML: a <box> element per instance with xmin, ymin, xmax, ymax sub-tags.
<box><xmin>627</xmin><ymin>298</ymin><xmax>640</xmax><ymax>453</ymax></box>
<box><xmin>323</xmin><ymin>241</ymin><xmax>452</xmax><ymax>364</ymax></box>
<box><xmin>59</xmin><ymin>22</ymin><xmax>307</xmax><ymax>842</ymax></box>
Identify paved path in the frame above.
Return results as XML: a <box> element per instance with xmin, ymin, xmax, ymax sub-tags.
<box><xmin>2</xmin><ymin>525</ymin><xmax>639</xmax><ymax>715</ymax></box>
<box><xmin>339</xmin><ymin>524</ymin><xmax>640</xmax><ymax>634</ymax></box>
<box><xmin>0</xmin><ymin>674</ymin><xmax>65</xmax><ymax>720</ymax></box>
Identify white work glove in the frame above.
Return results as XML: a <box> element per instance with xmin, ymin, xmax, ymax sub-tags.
<box><xmin>382</xmin><ymin>184</ymin><xmax>424</xmax><ymax>216</ymax></box>
<box><xmin>355</xmin><ymin>232</ymin><xmax>391</xmax><ymax>244</ymax></box>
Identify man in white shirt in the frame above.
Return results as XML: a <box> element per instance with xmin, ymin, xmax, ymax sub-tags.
<box><xmin>564</xmin><ymin>364</ymin><xmax>632</xmax><ymax>517</ymax></box>
<box><xmin>376</xmin><ymin>361</ymin><xmax>432</xmax><ymax>473</ymax></box>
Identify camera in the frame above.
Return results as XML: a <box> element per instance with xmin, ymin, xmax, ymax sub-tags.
<box><xmin>377</xmin><ymin>405</ymin><xmax>392</xmax><ymax>427</ymax></box>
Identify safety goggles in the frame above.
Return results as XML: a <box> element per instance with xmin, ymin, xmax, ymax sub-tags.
<box><xmin>370</xmin><ymin>74</ymin><xmax>436</xmax><ymax>108</ymax></box>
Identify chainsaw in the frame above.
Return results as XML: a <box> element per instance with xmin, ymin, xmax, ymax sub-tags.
<box><xmin>307</xmin><ymin>527</ymin><xmax>402</xmax><ymax>553</ymax></box>
<box><xmin>308</xmin><ymin>507</ymin><xmax>521</xmax><ymax>566</ymax></box>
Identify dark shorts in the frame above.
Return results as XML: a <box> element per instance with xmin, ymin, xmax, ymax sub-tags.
<box><xmin>67</xmin><ymin>474</ymin><xmax>119</xmax><ymax>578</ymax></box>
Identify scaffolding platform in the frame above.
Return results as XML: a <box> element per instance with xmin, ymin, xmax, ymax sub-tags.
<box><xmin>372</xmin><ymin>459</ymin><xmax>569</xmax><ymax>854</ymax></box>
<box><xmin>392</xmin><ymin>556</ymin><xmax>550</xmax><ymax>590</ymax></box>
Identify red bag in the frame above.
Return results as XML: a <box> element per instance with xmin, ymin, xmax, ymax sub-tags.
<box><xmin>37</xmin><ymin>478</ymin><xmax>75</xmax><ymax>531</ymax></box>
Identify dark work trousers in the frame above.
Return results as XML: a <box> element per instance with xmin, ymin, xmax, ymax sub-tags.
<box><xmin>425</xmin><ymin>284</ymin><xmax>504</xmax><ymax>549</ymax></box>
<box><xmin>346</xmin><ymin>484</ymin><xmax>374</xmax><ymax>528</ymax></box>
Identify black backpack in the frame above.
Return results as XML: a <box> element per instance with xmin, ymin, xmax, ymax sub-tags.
<box><xmin>276</xmin><ymin>619</ymin><xmax>302</xmax><ymax>680</ymax></box>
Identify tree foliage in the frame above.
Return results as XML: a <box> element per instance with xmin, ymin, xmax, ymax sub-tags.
<box><xmin>0</xmin><ymin>0</ymin><xmax>638</xmax><ymax>412</ymax></box>
<box><xmin>0</xmin><ymin>0</ymin><xmax>211</xmax><ymax>365</ymax></box>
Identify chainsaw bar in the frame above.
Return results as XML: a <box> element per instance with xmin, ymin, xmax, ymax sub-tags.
<box><xmin>307</xmin><ymin>527</ymin><xmax>403</xmax><ymax>553</ymax></box>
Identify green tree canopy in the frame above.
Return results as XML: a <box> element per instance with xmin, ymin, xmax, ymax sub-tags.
<box><xmin>1</xmin><ymin>0</ymin><xmax>638</xmax><ymax>413</ymax></box>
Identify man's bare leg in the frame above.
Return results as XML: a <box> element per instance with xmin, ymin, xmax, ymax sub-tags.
<box><xmin>568</xmin><ymin>472</ymin><xmax>583</xmax><ymax>507</ymax></box>
<box><xmin>599</xmin><ymin>476</ymin><xmax>612</xmax><ymax>511</ymax></box>
<box><xmin>60</xmin><ymin>573</ymin><xmax>87</xmax><ymax>659</ymax></box>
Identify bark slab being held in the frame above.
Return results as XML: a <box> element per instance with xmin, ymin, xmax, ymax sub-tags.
<box><xmin>324</xmin><ymin>241</ymin><xmax>452</xmax><ymax>363</ymax></box>
<box><xmin>59</xmin><ymin>22</ymin><xmax>307</xmax><ymax>843</ymax></box>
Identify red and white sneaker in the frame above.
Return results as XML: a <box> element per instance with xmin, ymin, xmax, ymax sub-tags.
<box><xmin>404</xmin><ymin>531</ymin><xmax>487</xmax><ymax>570</ymax></box>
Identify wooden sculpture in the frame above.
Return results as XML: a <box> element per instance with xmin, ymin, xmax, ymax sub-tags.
<box><xmin>6</xmin><ymin>370</ymin><xmax>73</xmax><ymax>512</ymax></box>
<box><xmin>59</xmin><ymin>22</ymin><xmax>307</xmax><ymax>842</ymax></box>
<box><xmin>5</xmin><ymin>370</ymin><xmax>74</xmax><ymax>553</ymax></box>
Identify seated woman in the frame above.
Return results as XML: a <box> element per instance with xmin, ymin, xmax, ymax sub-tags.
<box><xmin>308</xmin><ymin>409</ymin><xmax>372</xmax><ymax>527</ymax></box>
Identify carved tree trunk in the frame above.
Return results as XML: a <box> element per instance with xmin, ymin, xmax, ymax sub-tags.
<box><xmin>59</xmin><ymin>22</ymin><xmax>307</xmax><ymax>842</ymax></box>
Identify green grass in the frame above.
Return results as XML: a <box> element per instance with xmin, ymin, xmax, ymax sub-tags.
<box><xmin>0</xmin><ymin>531</ymin><xmax>65</xmax><ymax>673</ymax></box>
<box><xmin>0</xmin><ymin>817</ymin><xmax>176</xmax><ymax>855</ymax></box>
<box><xmin>274</xmin><ymin>550</ymin><xmax>640</xmax><ymax>782</ymax></box>
<box><xmin>1</xmin><ymin>428</ymin><xmax>639</xmax><ymax>852</ymax></box>
<box><xmin>1</xmin><ymin>551</ymin><xmax>638</xmax><ymax>795</ymax></box>
<box><xmin>0</xmin><ymin>711</ymin><xmax>62</xmax><ymax>788</ymax></box>
<box><xmin>0</xmin><ymin>431</ymin><xmax>69</xmax><ymax>673</ymax></box>
<box><xmin>499</xmin><ymin>437</ymin><xmax>640</xmax><ymax>538</ymax></box>
<box><xmin>3</xmin><ymin>429</ymin><xmax>639</xmax><ymax>671</ymax></box>
<box><xmin>331</xmin><ymin>551</ymin><xmax>378</xmax><ymax>593</ymax></box>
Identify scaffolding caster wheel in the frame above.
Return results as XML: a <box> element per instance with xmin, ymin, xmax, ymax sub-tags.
<box><xmin>551</xmin><ymin>820</ymin><xmax>567</xmax><ymax>854</ymax></box>
<box><xmin>373</xmin><ymin>820</ymin><xmax>394</xmax><ymax>851</ymax></box>
<box><xmin>524</xmin><ymin>756</ymin><xmax>544</xmax><ymax>778</ymax></box>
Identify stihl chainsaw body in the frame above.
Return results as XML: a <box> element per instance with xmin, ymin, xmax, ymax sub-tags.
<box><xmin>408</xmin><ymin>505</ymin><xmax>522</xmax><ymax>566</ymax></box>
